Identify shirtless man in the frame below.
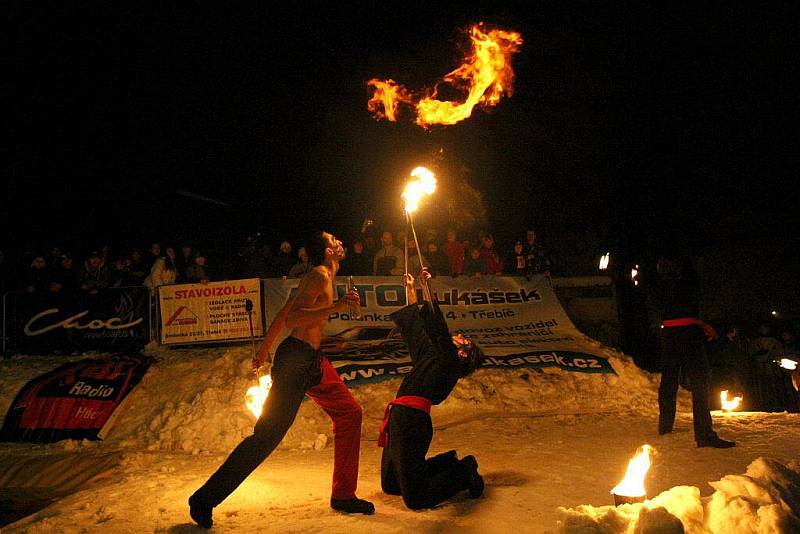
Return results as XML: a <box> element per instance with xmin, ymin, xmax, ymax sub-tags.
<box><xmin>189</xmin><ymin>231</ymin><xmax>374</xmax><ymax>529</ymax></box>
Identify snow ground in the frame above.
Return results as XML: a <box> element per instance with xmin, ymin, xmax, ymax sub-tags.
<box><xmin>1</xmin><ymin>343</ymin><xmax>799</xmax><ymax>533</ymax></box>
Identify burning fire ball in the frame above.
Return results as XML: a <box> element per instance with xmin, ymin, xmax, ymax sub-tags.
<box><xmin>610</xmin><ymin>444</ymin><xmax>652</xmax><ymax>506</ymax></box>
<box><xmin>245</xmin><ymin>374</ymin><xmax>273</xmax><ymax>419</ymax></box>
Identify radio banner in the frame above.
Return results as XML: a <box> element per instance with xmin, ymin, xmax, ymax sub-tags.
<box><xmin>263</xmin><ymin>274</ymin><xmax>616</xmax><ymax>384</ymax></box>
<box><xmin>0</xmin><ymin>354</ymin><xmax>152</xmax><ymax>443</ymax></box>
<box><xmin>158</xmin><ymin>279</ymin><xmax>263</xmax><ymax>345</ymax></box>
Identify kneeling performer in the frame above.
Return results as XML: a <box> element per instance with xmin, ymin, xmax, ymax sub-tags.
<box><xmin>379</xmin><ymin>269</ymin><xmax>485</xmax><ymax>509</ymax></box>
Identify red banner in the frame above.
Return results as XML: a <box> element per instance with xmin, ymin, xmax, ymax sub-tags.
<box><xmin>0</xmin><ymin>354</ymin><xmax>152</xmax><ymax>443</ymax></box>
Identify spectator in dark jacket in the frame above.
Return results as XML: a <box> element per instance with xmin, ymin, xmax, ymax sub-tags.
<box><xmin>339</xmin><ymin>239</ymin><xmax>372</xmax><ymax>276</ymax></box>
<box><xmin>176</xmin><ymin>243</ymin><xmax>194</xmax><ymax>283</ymax></box>
<box><xmin>24</xmin><ymin>255</ymin><xmax>50</xmax><ymax>294</ymax></box>
<box><xmin>81</xmin><ymin>250</ymin><xmax>113</xmax><ymax>294</ymax></box>
<box><xmin>425</xmin><ymin>241</ymin><xmax>449</xmax><ymax>277</ymax></box>
<box><xmin>186</xmin><ymin>252</ymin><xmax>211</xmax><ymax>284</ymax></box>
<box><xmin>271</xmin><ymin>241</ymin><xmax>294</xmax><ymax>278</ymax></box>
<box><xmin>463</xmin><ymin>247</ymin><xmax>486</xmax><ymax>278</ymax></box>
<box><xmin>128</xmin><ymin>248</ymin><xmax>148</xmax><ymax>286</ymax></box>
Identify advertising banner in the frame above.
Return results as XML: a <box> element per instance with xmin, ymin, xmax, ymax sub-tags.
<box><xmin>158</xmin><ymin>279</ymin><xmax>263</xmax><ymax>345</ymax></box>
<box><xmin>263</xmin><ymin>274</ymin><xmax>616</xmax><ymax>384</ymax></box>
<box><xmin>0</xmin><ymin>354</ymin><xmax>152</xmax><ymax>443</ymax></box>
<box><xmin>8</xmin><ymin>287</ymin><xmax>150</xmax><ymax>354</ymax></box>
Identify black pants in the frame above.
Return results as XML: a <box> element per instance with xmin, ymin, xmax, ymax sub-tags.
<box><xmin>380</xmin><ymin>405</ymin><xmax>471</xmax><ymax>510</ymax></box>
<box><xmin>658</xmin><ymin>325</ymin><xmax>714</xmax><ymax>440</ymax></box>
<box><xmin>192</xmin><ymin>337</ymin><xmax>333</xmax><ymax>507</ymax></box>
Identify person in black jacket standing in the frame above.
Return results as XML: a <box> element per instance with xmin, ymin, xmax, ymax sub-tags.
<box><xmin>379</xmin><ymin>269</ymin><xmax>485</xmax><ymax>509</ymax></box>
<box><xmin>655</xmin><ymin>253</ymin><xmax>735</xmax><ymax>448</ymax></box>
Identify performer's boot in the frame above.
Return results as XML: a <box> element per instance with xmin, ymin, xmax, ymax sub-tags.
<box><xmin>188</xmin><ymin>494</ymin><xmax>213</xmax><ymax>529</ymax></box>
<box><xmin>461</xmin><ymin>455</ymin><xmax>484</xmax><ymax>498</ymax></box>
<box><xmin>331</xmin><ymin>497</ymin><xmax>375</xmax><ymax>515</ymax></box>
<box><xmin>696</xmin><ymin>434</ymin><xmax>735</xmax><ymax>448</ymax></box>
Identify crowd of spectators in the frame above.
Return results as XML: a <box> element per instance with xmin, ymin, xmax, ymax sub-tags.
<box><xmin>0</xmin><ymin>226</ymin><xmax>552</xmax><ymax>300</ymax></box>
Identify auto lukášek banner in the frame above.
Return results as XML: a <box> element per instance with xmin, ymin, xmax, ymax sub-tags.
<box><xmin>0</xmin><ymin>353</ymin><xmax>153</xmax><ymax>443</ymax></box>
<box><xmin>158</xmin><ymin>279</ymin><xmax>263</xmax><ymax>344</ymax></box>
<box><xmin>263</xmin><ymin>274</ymin><xmax>616</xmax><ymax>384</ymax></box>
<box><xmin>8</xmin><ymin>286</ymin><xmax>150</xmax><ymax>353</ymax></box>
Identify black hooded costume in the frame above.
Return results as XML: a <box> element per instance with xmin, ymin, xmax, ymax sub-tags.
<box><xmin>379</xmin><ymin>301</ymin><xmax>483</xmax><ymax>509</ymax></box>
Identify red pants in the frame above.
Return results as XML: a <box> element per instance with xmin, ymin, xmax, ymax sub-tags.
<box><xmin>192</xmin><ymin>337</ymin><xmax>362</xmax><ymax>506</ymax></box>
<box><xmin>307</xmin><ymin>356</ymin><xmax>363</xmax><ymax>499</ymax></box>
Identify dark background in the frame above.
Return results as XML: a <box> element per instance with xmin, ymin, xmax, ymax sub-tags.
<box><xmin>4</xmin><ymin>2</ymin><xmax>799</xmax><ymax>321</ymax></box>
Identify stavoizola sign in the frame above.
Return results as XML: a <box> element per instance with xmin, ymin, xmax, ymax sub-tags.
<box><xmin>263</xmin><ymin>274</ymin><xmax>616</xmax><ymax>384</ymax></box>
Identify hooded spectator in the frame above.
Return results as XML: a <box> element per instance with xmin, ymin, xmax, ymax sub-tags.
<box><xmin>81</xmin><ymin>250</ymin><xmax>113</xmax><ymax>294</ymax></box>
<box><xmin>425</xmin><ymin>240</ymin><xmax>449</xmax><ymax>277</ymax></box>
<box><xmin>51</xmin><ymin>252</ymin><xmax>79</xmax><ymax>294</ymax></box>
<box><xmin>176</xmin><ymin>242</ymin><xmax>194</xmax><ymax>283</ymax></box>
<box><xmin>128</xmin><ymin>248</ymin><xmax>148</xmax><ymax>286</ymax></box>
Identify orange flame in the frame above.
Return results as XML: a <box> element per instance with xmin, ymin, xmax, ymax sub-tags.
<box><xmin>245</xmin><ymin>374</ymin><xmax>273</xmax><ymax>418</ymax></box>
<box><xmin>720</xmin><ymin>390</ymin><xmax>742</xmax><ymax>411</ymax></box>
<box><xmin>367</xmin><ymin>24</ymin><xmax>523</xmax><ymax>127</ymax></box>
<box><xmin>367</xmin><ymin>79</ymin><xmax>412</xmax><ymax>122</ymax></box>
<box><xmin>610</xmin><ymin>445</ymin><xmax>652</xmax><ymax>498</ymax></box>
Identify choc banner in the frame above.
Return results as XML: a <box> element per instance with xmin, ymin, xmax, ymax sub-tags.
<box><xmin>0</xmin><ymin>354</ymin><xmax>152</xmax><ymax>443</ymax></box>
<box><xmin>263</xmin><ymin>274</ymin><xmax>616</xmax><ymax>384</ymax></box>
<box><xmin>7</xmin><ymin>286</ymin><xmax>150</xmax><ymax>354</ymax></box>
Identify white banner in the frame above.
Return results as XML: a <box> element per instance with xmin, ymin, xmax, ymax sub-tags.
<box><xmin>158</xmin><ymin>279</ymin><xmax>263</xmax><ymax>345</ymax></box>
<box><xmin>263</xmin><ymin>274</ymin><xmax>615</xmax><ymax>379</ymax></box>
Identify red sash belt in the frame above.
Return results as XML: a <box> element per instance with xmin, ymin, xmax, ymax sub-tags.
<box><xmin>377</xmin><ymin>395</ymin><xmax>431</xmax><ymax>448</ymax></box>
<box><xmin>662</xmin><ymin>317</ymin><xmax>718</xmax><ymax>340</ymax></box>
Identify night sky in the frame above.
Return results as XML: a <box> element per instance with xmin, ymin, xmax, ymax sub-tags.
<box><xmin>6</xmin><ymin>3</ymin><xmax>799</xmax><ymax>317</ymax></box>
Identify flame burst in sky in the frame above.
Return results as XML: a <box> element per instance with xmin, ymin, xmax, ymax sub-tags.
<box><xmin>367</xmin><ymin>24</ymin><xmax>523</xmax><ymax>127</ymax></box>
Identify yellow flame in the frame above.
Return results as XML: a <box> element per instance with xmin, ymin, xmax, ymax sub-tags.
<box><xmin>367</xmin><ymin>24</ymin><xmax>522</xmax><ymax>128</ymax></box>
<box><xmin>402</xmin><ymin>167</ymin><xmax>437</xmax><ymax>214</ymax></box>
<box><xmin>721</xmin><ymin>390</ymin><xmax>742</xmax><ymax>411</ymax></box>
<box><xmin>416</xmin><ymin>25</ymin><xmax>523</xmax><ymax>127</ymax></box>
<box><xmin>599</xmin><ymin>252</ymin><xmax>610</xmax><ymax>270</ymax></box>
<box><xmin>610</xmin><ymin>444</ymin><xmax>652</xmax><ymax>498</ymax></box>
<box><xmin>245</xmin><ymin>374</ymin><xmax>273</xmax><ymax>418</ymax></box>
<box><xmin>779</xmin><ymin>358</ymin><xmax>797</xmax><ymax>370</ymax></box>
<box><xmin>367</xmin><ymin>79</ymin><xmax>412</xmax><ymax>122</ymax></box>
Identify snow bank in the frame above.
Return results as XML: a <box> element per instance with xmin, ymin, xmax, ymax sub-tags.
<box><xmin>556</xmin><ymin>458</ymin><xmax>800</xmax><ymax>533</ymax></box>
<box><xmin>1</xmin><ymin>337</ymin><xmax>671</xmax><ymax>454</ymax></box>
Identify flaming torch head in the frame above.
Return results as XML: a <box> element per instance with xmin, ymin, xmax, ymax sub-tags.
<box><xmin>402</xmin><ymin>166</ymin><xmax>437</xmax><ymax>215</ymax></box>
<box><xmin>610</xmin><ymin>444</ymin><xmax>652</xmax><ymax>503</ymax></box>
<box><xmin>720</xmin><ymin>390</ymin><xmax>742</xmax><ymax>412</ymax></box>
<box><xmin>245</xmin><ymin>374</ymin><xmax>273</xmax><ymax>419</ymax></box>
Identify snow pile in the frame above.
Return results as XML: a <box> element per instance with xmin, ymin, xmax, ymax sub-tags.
<box><xmin>556</xmin><ymin>458</ymin><xmax>800</xmax><ymax>533</ymax></box>
<box><xmin>1</xmin><ymin>339</ymin><xmax>670</xmax><ymax>454</ymax></box>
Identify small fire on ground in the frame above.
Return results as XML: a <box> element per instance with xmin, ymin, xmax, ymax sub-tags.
<box><xmin>610</xmin><ymin>444</ymin><xmax>652</xmax><ymax>500</ymax></box>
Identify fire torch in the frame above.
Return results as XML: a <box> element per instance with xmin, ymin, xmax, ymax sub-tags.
<box><xmin>402</xmin><ymin>166</ymin><xmax>437</xmax><ymax>303</ymax></box>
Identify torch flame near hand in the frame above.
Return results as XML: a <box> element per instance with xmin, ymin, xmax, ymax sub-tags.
<box><xmin>611</xmin><ymin>444</ymin><xmax>653</xmax><ymax>499</ymax></box>
<box><xmin>245</xmin><ymin>374</ymin><xmax>273</xmax><ymax>419</ymax></box>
